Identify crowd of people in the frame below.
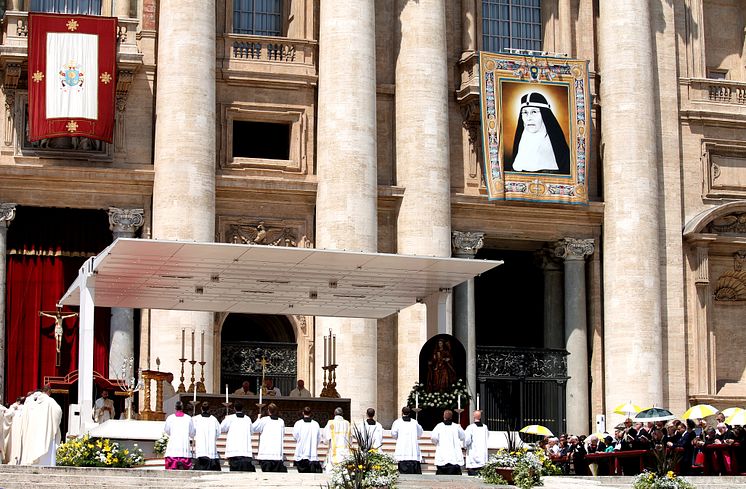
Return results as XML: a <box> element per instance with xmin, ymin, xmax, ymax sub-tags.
<box><xmin>540</xmin><ymin>414</ymin><xmax>746</xmax><ymax>476</ymax></box>
<box><xmin>0</xmin><ymin>386</ymin><xmax>63</xmax><ymax>466</ymax></box>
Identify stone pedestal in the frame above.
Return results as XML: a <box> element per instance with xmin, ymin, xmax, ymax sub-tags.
<box><xmin>150</xmin><ymin>0</ymin><xmax>216</xmax><ymax>392</ymax></box>
<box><xmin>554</xmin><ymin>238</ymin><xmax>594</xmax><ymax>436</ymax></box>
<box><xmin>315</xmin><ymin>0</ymin><xmax>378</xmax><ymax>417</ymax></box>
<box><xmin>395</xmin><ymin>0</ymin><xmax>452</xmax><ymax>408</ymax></box>
<box><xmin>0</xmin><ymin>203</ymin><xmax>16</xmax><ymax>404</ymax></box>
<box><xmin>599</xmin><ymin>0</ymin><xmax>663</xmax><ymax>415</ymax></box>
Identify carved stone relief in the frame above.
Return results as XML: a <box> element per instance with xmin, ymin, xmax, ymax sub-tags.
<box><xmin>714</xmin><ymin>250</ymin><xmax>746</xmax><ymax>301</ymax></box>
<box><xmin>222</xmin><ymin>219</ymin><xmax>312</xmax><ymax>248</ymax></box>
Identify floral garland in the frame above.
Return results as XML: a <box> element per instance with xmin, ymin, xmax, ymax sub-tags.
<box><xmin>405</xmin><ymin>379</ymin><xmax>470</xmax><ymax>409</ymax></box>
<box><xmin>56</xmin><ymin>434</ymin><xmax>144</xmax><ymax>468</ymax></box>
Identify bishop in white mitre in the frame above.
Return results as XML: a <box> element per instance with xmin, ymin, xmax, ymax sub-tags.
<box><xmin>220</xmin><ymin>400</ymin><xmax>255</xmax><ymax>471</ymax></box>
<box><xmin>390</xmin><ymin>406</ymin><xmax>424</xmax><ymax>474</ymax></box>
<box><xmin>464</xmin><ymin>410</ymin><xmax>489</xmax><ymax>476</ymax></box>
<box><xmin>322</xmin><ymin>407</ymin><xmax>351</xmax><ymax>472</ymax></box>
<box><xmin>163</xmin><ymin>400</ymin><xmax>195</xmax><ymax>470</ymax></box>
<box><xmin>192</xmin><ymin>401</ymin><xmax>221</xmax><ymax>471</ymax></box>
<box><xmin>292</xmin><ymin>406</ymin><xmax>322</xmax><ymax>473</ymax></box>
<box><xmin>253</xmin><ymin>402</ymin><xmax>287</xmax><ymax>472</ymax></box>
<box><xmin>431</xmin><ymin>409</ymin><xmax>465</xmax><ymax>475</ymax></box>
<box><xmin>20</xmin><ymin>387</ymin><xmax>62</xmax><ymax>466</ymax></box>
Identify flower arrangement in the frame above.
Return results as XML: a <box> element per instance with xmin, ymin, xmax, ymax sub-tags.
<box><xmin>480</xmin><ymin>446</ymin><xmax>560</xmax><ymax>488</ymax></box>
<box><xmin>56</xmin><ymin>434</ymin><xmax>144</xmax><ymax>468</ymax></box>
<box><xmin>632</xmin><ymin>471</ymin><xmax>695</xmax><ymax>489</ymax></box>
<box><xmin>329</xmin><ymin>423</ymin><xmax>399</xmax><ymax>489</ymax></box>
<box><xmin>405</xmin><ymin>379</ymin><xmax>470</xmax><ymax>409</ymax></box>
<box><xmin>153</xmin><ymin>433</ymin><xmax>169</xmax><ymax>456</ymax></box>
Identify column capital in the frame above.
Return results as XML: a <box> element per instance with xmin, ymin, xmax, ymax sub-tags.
<box><xmin>0</xmin><ymin>203</ymin><xmax>17</xmax><ymax>229</ymax></box>
<box><xmin>108</xmin><ymin>207</ymin><xmax>144</xmax><ymax>237</ymax></box>
<box><xmin>553</xmin><ymin>238</ymin><xmax>595</xmax><ymax>261</ymax></box>
<box><xmin>452</xmin><ymin>231</ymin><xmax>484</xmax><ymax>258</ymax></box>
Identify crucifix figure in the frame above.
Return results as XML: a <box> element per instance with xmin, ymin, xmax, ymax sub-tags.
<box><xmin>40</xmin><ymin>306</ymin><xmax>79</xmax><ymax>367</ymax></box>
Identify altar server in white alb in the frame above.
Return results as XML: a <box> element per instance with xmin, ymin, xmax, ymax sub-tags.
<box><xmin>390</xmin><ymin>406</ymin><xmax>424</xmax><ymax>474</ymax></box>
<box><xmin>163</xmin><ymin>400</ymin><xmax>195</xmax><ymax>470</ymax></box>
<box><xmin>358</xmin><ymin>407</ymin><xmax>383</xmax><ymax>450</ymax></box>
<box><xmin>292</xmin><ymin>406</ymin><xmax>322</xmax><ymax>473</ymax></box>
<box><xmin>20</xmin><ymin>386</ymin><xmax>62</xmax><ymax>466</ymax></box>
<box><xmin>431</xmin><ymin>409</ymin><xmax>465</xmax><ymax>475</ymax></box>
<box><xmin>253</xmin><ymin>402</ymin><xmax>287</xmax><ymax>472</ymax></box>
<box><xmin>192</xmin><ymin>402</ymin><xmax>221</xmax><ymax>471</ymax></box>
<box><xmin>220</xmin><ymin>401</ymin><xmax>255</xmax><ymax>471</ymax></box>
<box><xmin>3</xmin><ymin>396</ymin><xmax>25</xmax><ymax>464</ymax></box>
<box><xmin>322</xmin><ymin>406</ymin><xmax>351</xmax><ymax>472</ymax></box>
<box><xmin>464</xmin><ymin>410</ymin><xmax>490</xmax><ymax>476</ymax></box>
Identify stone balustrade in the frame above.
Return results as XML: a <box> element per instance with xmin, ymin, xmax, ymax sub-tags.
<box><xmin>222</xmin><ymin>33</ymin><xmax>318</xmax><ymax>86</ymax></box>
<box><xmin>689</xmin><ymin>78</ymin><xmax>746</xmax><ymax>106</ymax></box>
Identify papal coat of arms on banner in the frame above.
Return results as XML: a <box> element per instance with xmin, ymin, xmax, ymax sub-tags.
<box><xmin>478</xmin><ymin>52</ymin><xmax>591</xmax><ymax>205</ymax></box>
<box><xmin>28</xmin><ymin>13</ymin><xmax>117</xmax><ymax>143</ymax></box>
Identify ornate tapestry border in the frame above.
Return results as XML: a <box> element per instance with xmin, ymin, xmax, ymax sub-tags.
<box><xmin>479</xmin><ymin>52</ymin><xmax>591</xmax><ymax>204</ymax></box>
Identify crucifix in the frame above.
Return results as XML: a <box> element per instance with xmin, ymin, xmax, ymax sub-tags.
<box><xmin>257</xmin><ymin>356</ymin><xmax>270</xmax><ymax>407</ymax></box>
<box><xmin>40</xmin><ymin>306</ymin><xmax>79</xmax><ymax>367</ymax></box>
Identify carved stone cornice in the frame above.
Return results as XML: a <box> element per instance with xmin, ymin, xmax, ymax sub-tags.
<box><xmin>553</xmin><ymin>238</ymin><xmax>595</xmax><ymax>261</ymax></box>
<box><xmin>0</xmin><ymin>203</ymin><xmax>17</xmax><ymax>228</ymax></box>
<box><xmin>3</xmin><ymin>63</ymin><xmax>21</xmax><ymax>90</ymax></box>
<box><xmin>108</xmin><ymin>207</ymin><xmax>144</xmax><ymax>237</ymax></box>
<box><xmin>451</xmin><ymin>230</ymin><xmax>484</xmax><ymax>258</ymax></box>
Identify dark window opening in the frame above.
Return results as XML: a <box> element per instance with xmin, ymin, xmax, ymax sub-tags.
<box><xmin>233</xmin><ymin>0</ymin><xmax>282</xmax><ymax>37</ymax></box>
<box><xmin>482</xmin><ymin>0</ymin><xmax>542</xmax><ymax>54</ymax></box>
<box><xmin>232</xmin><ymin>120</ymin><xmax>290</xmax><ymax>160</ymax></box>
<box><xmin>30</xmin><ymin>0</ymin><xmax>102</xmax><ymax>15</ymax></box>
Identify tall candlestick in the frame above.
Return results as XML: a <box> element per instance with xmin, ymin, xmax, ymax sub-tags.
<box><xmin>332</xmin><ymin>334</ymin><xmax>336</xmax><ymax>365</ymax></box>
<box><xmin>323</xmin><ymin>334</ymin><xmax>327</xmax><ymax>367</ymax></box>
<box><xmin>259</xmin><ymin>381</ymin><xmax>263</xmax><ymax>405</ymax></box>
<box><xmin>225</xmin><ymin>384</ymin><xmax>228</xmax><ymax>403</ymax></box>
<box><xmin>200</xmin><ymin>331</ymin><xmax>205</xmax><ymax>363</ymax></box>
<box><xmin>181</xmin><ymin>329</ymin><xmax>185</xmax><ymax>358</ymax></box>
<box><xmin>191</xmin><ymin>330</ymin><xmax>195</xmax><ymax>360</ymax></box>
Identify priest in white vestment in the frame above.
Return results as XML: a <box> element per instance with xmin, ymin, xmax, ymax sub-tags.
<box><xmin>20</xmin><ymin>387</ymin><xmax>62</xmax><ymax>466</ymax></box>
<box><xmin>163</xmin><ymin>400</ymin><xmax>195</xmax><ymax>470</ymax></box>
<box><xmin>220</xmin><ymin>400</ymin><xmax>255</xmax><ymax>471</ymax></box>
<box><xmin>431</xmin><ymin>409</ymin><xmax>465</xmax><ymax>475</ymax></box>
<box><xmin>292</xmin><ymin>406</ymin><xmax>322</xmax><ymax>473</ymax></box>
<box><xmin>358</xmin><ymin>407</ymin><xmax>383</xmax><ymax>450</ymax></box>
<box><xmin>464</xmin><ymin>410</ymin><xmax>489</xmax><ymax>476</ymax></box>
<box><xmin>192</xmin><ymin>401</ymin><xmax>221</xmax><ymax>471</ymax></box>
<box><xmin>253</xmin><ymin>402</ymin><xmax>287</xmax><ymax>472</ymax></box>
<box><xmin>288</xmin><ymin>379</ymin><xmax>312</xmax><ymax>398</ymax></box>
<box><xmin>4</xmin><ymin>397</ymin><xmax>24</xmax><ymax>464</ymax></box>
<box><xmin>322</xmin><ymin>407</ymin><xmax>351</xmax><ymax>472</ymax></box>
<box><xmin>391</xmin><ymin>406</ymin><xmax>424</xmax><ymax>474</ymax></box>
<box><xmin>93</xmin><ymin>390</ymin><xmax>115</xmax><ymax>423</ymax></box>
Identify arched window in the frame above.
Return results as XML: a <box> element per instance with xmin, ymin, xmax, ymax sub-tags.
<box><xmin>30</xmin><ymin>0</ymin><xmax>101</xmax><ymax>15</ymax></box>
<box><xmin>482</xmin><ymin>0</ymin><xmax>542</xmax><ymax>54</ymax></box>
<box><xmin>233</xmin><ymin>0</ymin><xmax>283</xmax><ymax>37</ymax></box>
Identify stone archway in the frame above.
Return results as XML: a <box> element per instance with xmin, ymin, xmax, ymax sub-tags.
<box><xmin>216</xmin><ymin>313</ymin><xmax>314</xmax><ymax>396</ymax></box>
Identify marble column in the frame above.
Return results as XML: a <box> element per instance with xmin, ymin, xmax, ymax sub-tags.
<box><xmin>558</xmin><ymin>0</ymin><xmax>573</xmax><ymax>55</ymax></box>
<box><xmin>537</xmin><ymin>250</ymin><xmax>564</xmax><ymax>349</ymax></box>
<box><xmin>461</xmin><ymin>0</ymin><xmax>477</xmax><ymax>52</ymax></box>
<box><xmin>452</xmin><ymin>231</ymin><xmax>484</xmax><ymax>417</ymax></box>
<box><xmin>554</xmin><ymin>238</ymin><xmax>594</xmax><ymax>436</ymax></box>
<box><xmin>150</xmin><ymin>0</ymin><xmax>216</xmax><ymax>392</ymax></box>
<box><xmin>599</xmin><ymin>0</ymin><xmax>663</xmax><ymax>414</ymax></box>
<box><xmin>107</xmin><ymin>207</ymin><xmax>144</xmax><ymax>378</ymax></box>
<box><xmin>0</xmin><ymin>203</ymin><xmax>16</xmax><ymax>405</ymax></box>
<box><xmin>115</xmin><ymin>0</ymin><xmax>131</xmax><ymax>18</ymax></box>
<box><xmin>315</xmin><ymin>0</ymin><xmax>378</xmax><ymax>417</ymax></box>
<box><xmin>395</xmin><ymin>0</ymin><xmax>452</xmax><ymax>408</ymax></box>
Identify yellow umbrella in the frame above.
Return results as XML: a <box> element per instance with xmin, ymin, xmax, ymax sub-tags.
<box><xmin>519</xmin><ymin>425</ymin><xmax>554</xmax><ymax>437</ymax></box>
<box><xmin>682</xmin><ymin>404</ymin><xmax>718</xmax><ymax>420</ymax></box>
<box><xmin>721</xmin><ymin>407</ymin><xmax>744</xmax><ymax>419</ymax></box>
<box><xmin>613</xmin><ymin>401</ymin><xmax>642</xmax><ymax>416</ymax></box>
<box><xmin>726</xmin><ymin>410</ymin><xmax>746</xmax><ymax>426</ymax></box>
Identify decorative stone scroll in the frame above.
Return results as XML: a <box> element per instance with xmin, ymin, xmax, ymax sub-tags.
<box><xmin>451</xmin><ymin>230</ymin><xmax>485</xmax><ymax>258</ymax></box>
<box><xmin>108</xmin><ymin>207</ymin><xmax>144</xmax><ymax>237</ymax></box>
<box><xmin>476</xmin><ymin>346</ymin><xmax>568</xmax><ymax>380</ymax></box>
<box><xmin>0</xmin><ymin>203</ymin><xmax>16</xmax><ymax>226</ymax></box>
<box><xmin>713</xmin><ymin>250</ymin><xmax>746</xmax><ymax>301</ymax></box>
<box><xmin>553</xmin><ymin>237</ymin><xmax>595</xmax><ymax>261</ymax></box>
<box><xmin>707</xmin><ymin>213</ymin><xmax>746</xmax><ymax>234</ymax></box>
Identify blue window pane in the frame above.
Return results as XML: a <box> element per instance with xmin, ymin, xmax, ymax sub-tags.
<box><xmin>30</xmin><ymin>0</ymin><xmax>101</xmax><ymax>14</ymax></box>
<box><xmin>234</xmin><ymin>0</ymin><xmax>282</xmax><ymax>36</ymax></box>
<box><xmin>482</xmin><ymin>0</ymin><xmax>541</xmax><ymax>53</ymax></box>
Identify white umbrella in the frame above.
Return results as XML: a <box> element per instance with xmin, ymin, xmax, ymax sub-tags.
<box><xmin>683</xmin><ymin>404</ymin><xmax>718</xmax><ymax>420</ymax></box>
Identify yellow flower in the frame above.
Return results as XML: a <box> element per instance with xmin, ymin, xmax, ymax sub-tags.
<box><xmin>667</xmin><ymin>471</ymin><xmax>674</xmax><ymax>479</ymax></box>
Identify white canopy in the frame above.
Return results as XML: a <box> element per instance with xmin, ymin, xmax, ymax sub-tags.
<box><xmin>59</xmin><ymin>238</ymin><xmax>502</xmax><ymax>432</ymax></box>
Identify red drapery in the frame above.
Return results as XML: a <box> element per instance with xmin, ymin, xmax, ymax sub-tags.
<box><xmin>4</xmin><ymin>207</ymin><xmax>112</xmax><ymax>403</ymax></box>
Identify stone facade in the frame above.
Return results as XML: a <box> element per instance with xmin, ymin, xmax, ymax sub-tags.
<box><xmin>0</xmin><ymin>0</ymin><xmax>745</xmax><ymax>428</ymax></box>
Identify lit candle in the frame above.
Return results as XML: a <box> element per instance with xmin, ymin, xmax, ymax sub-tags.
<box><xmin>200</xmin><ymin>331</ymin><xmax>205</xmax><ymax>363</ymax></box>
<box><xmin>225</xmin><ymin>384</ymin><xmax>229</xmax><ymax>403</ymax></box>
<box><xmin>191</xmin><ymin>330</ymin><xmax>195</xmax><ymax>360</ymax></box>
<box><xmin>181</xmin><ymin>329</ymin><xmax>185</xmax><ymax>359</ymax></box>
<box><xmin>476</xmin><ymin>394</ymin><xmax>480</xmax><ymax>411</ymax></box>
<box><xmin>415</xmin><ymin>393</ymin><xmax>419</xmax><ymax>409</ymax></box>
<box><xmin>458</xmin><ymin>395</ymin><xmax>461</xmax><ymax>410</ymax></box>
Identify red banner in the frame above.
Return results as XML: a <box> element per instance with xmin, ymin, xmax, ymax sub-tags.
<box><xmin>28</xmin><ymin>13</ymin><xmax>117</xmax><ymax>143</ymax></box>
